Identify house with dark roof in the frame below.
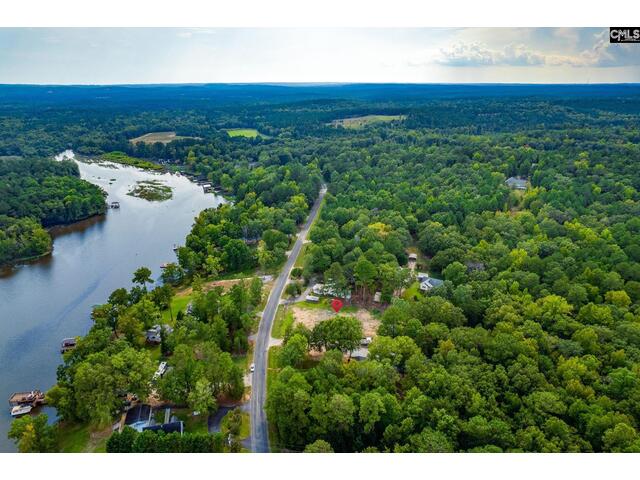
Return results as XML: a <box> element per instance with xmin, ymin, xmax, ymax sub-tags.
<box><xmin>417</xmin><ymin>273</ymin><xmax>444</xmax><ymax>292</ymax></box>
<box><xmin>143</xmin><ymin>421</ymin><xmax>184</xmax><ymax>435</ymax></box>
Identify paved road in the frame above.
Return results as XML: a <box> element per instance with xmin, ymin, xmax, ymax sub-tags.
<box><xmin>250</xmin><ymin>185</ymin><xmax>327</xmax><ymax>452</ymax></box>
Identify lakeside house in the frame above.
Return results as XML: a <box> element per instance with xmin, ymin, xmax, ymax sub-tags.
<box><xmin>122</xmin><ymin>404</ymin><xmax>183</xmax><ymax>434</ymax></box>
<box><xmin>505</xmin><ymin>177</ymin><xmax>528</xmax><ymax>190</ymax></box>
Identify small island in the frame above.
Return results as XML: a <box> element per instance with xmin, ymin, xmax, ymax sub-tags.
<box><xmin>127</xmin><ymin>180</ymin><xmax>173</xmax><ymax>201</ymax></box>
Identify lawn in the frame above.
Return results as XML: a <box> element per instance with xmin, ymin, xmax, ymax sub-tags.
<box><xmin>267</xmin><ymin>345</ymin><xmax>281</xmax><ymax>393</ymax></box>
<box><xmin>221</xmin><ymin>410</ymin><xmax>250</xmax><ymax>440</ymax></box>
<box><xmin>57</xmin><ymin>422</ymin><xmax>110</xmax><ymax>453</ymax></box>
<box><xmin>403</xmin><ymin>281</ymin><xmax>424</xmax><ymax>301</ymax></box>
<box><xmin>173</xmin><ymin>408</ymin><xmax>209</xmax><ymax>434</ymax></box>
<box><xmin>225</xmin><ymin>128</ymin><xmax>261</xmax><ymax>138</ymax></box>
<box><xmin>330</xmin><ymin>114</ymin><xmax>406</xmax><ymax>129</ymax></box>
<box><xmin>233</xmin><ymin>353</ymin><xmax>248</xmax><ymax>371</ymax></box>
<box><xmin>161</xmin><ymin>292</ymin><xmax>192</xmax><ymax>324</ymax></box>
<box><xmin>271</xmin><ymin>306</ymin><xmax>294</xmax><ymax>339</ymax></box>
<box><xmin>129</xmin><ymin>131</ymin><xmax>196</xmax><ymax>145</ymax></box>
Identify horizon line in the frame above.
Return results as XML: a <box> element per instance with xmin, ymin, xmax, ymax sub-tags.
<box><xmin>1</xmin><ymin>82</ymin><xmax>640</xmax><ymax>87</ymax></box>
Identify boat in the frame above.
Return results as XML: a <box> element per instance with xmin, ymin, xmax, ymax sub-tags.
<box><xmin>9</xmin><ymin>390</ymin><xmax>46</xmax><ymax>407</ymax></box>
<box><xmin>172</xmin><ymin>244</ymin><xmax>179</xmax><ymax>251</ymax></box>
<box><xmin>11</xmin><ymin>404</ymin><xmax>33</xmax><ymax>417</ymax></box>
<box><xmin>160</xmin><ymin>263</ymin><xmax>169</xmax><ymax>269</ymax></box>
<box><xmin>110</xmin><ymin>201</ymin><xmax>120</xmax><ymax>209</ymax></box>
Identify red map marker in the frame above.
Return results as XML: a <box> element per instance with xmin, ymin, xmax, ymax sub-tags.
<box><xmin>331</xmin><ymin>298</ymin><xmax>343</xmax><ymax>313</ymax></box>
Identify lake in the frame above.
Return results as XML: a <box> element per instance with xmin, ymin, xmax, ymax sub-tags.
<box><xmin>0</xmin><ymin>152</ymin><xmax>224</xmax><ymax>451</ymax></box>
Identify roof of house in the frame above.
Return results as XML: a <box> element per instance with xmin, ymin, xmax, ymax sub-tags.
<box><xmin>420</xmin><ymin>277</ymin><xmax>444</xmax><ymax>290</ymax></box>
<box><xmin>143</xmin><ymin>421</ymin><xmax>184</xmax><ymax>435</ymax></box>
<box><xmin>124</xmin><ymin>404</ymin><xmax>151</xmax><ymax>425</ymax></box>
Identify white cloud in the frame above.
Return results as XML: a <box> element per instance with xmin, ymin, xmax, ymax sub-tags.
<box><xmin>423</xmin><ymin>32</ymin><xmax>640</xmax><ymax>68</ymax></box>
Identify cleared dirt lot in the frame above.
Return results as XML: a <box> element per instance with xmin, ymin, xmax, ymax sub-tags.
<box><xmin>129</xmin><ymin>131</ymin><xmax>197</xmax><ymax>144</ymax></box>
<box><xmin>291</xmin><ymin>304</ymin><xmax>380</xmax><ymax>337</ymax></box>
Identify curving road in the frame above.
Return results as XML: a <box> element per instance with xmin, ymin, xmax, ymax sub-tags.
<box><xmin>250</xmin><ymin>185</ymin><xmax>327</xmax><ymax>453</ymax></box>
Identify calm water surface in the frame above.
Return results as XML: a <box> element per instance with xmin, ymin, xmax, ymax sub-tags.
<box><xmin>0</xmin><ymin>152</ymin><xmax>223</xmax><ymax>451</ymax></box>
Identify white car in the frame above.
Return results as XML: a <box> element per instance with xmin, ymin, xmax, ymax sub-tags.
<box><xmin>250</xmin><ymin>363</ymin><xmax>255</xmax><ymax>373</ymax></box>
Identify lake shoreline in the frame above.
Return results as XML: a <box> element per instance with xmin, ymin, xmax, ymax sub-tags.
<box><xmin>0</xmin><ymin>153</ymin><xmax>226</xmax><ymax>451</ymax></box>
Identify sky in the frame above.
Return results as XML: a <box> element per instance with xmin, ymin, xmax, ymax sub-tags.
<box><xmin>0</xmin><ymin>27</ymin><xmax>639</xmax><ymax>84</ymax></box>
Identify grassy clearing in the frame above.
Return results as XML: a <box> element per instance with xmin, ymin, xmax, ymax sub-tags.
<box><xmin>101</xmin><ymin>151</ymin><xmax>164</xmax><ymax>171</ymax></box>
<box><xmin>233</xmin><ymin>353</ymin><xmax>248</xmax><ymax>371</ymax></box>
<box><xmin>266</xmin><ymin>346</ymin><xmax>282</xmax><ymax>452</ymax></box>
<box><xmin>173</xmin><ymin>408</ymin><xmax>209</xmax><ymax>434</ymax></box>
<box><xmin>127</xmin><ymin>180</ymin><xmax>173</xmax><ymax>201</ymax></box>
<box><xmin>225</xmin><ymin>128</ymin><xmax>261</xmax><ymax>138</ymax></box>
<box><xmin>161</xmin><ymin>293</ymin><xmax>192</xmax><ymax>324</ymax></box>
<box><xmin>57</xmin><ymin>422</ymin><xmax>110</xmax><ymax>453</ymax></box>
<box><xmin>221</xmin><ymin>410</ymin><xmax>250</xmax><ymax>440</ymax></box>
<box><xmin>267</xmin><ymin>346</ymin><xmax>281</xmax><ymax>391</ymax></box>
<box><xmin>330</xmin><ymin>114</ymin><xmax>406</xmax><ymax>129</ymax></box>
<box><xmin>129</xmin><ymin>131</ymin><xmax>196</xmax><ymax>145</ymax></box>
<box><xmin>403</xmin><ymin>281</ymin><xmax>423</xmax><ymax>301</ymax></box>
<box><xmin>272</xmin><ymin>306</ymin><xmax>294</xmax><ymax>339</ymax></box>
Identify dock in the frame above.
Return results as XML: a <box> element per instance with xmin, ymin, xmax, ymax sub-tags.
<box><xmin>9</xmin><ymin>390</ymin><xmax>46</xmax><ymax>407</ymax></box>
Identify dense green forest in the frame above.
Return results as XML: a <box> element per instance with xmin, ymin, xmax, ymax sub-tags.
<box><xmin>0</xmin><ymin>156</ymin><xmax>106</xmax><ymax>265</ymax></box>
<box><xmin>3</xmin><ymin>84</ymin><xmax>640</xmax><ymax>452</ymax></box>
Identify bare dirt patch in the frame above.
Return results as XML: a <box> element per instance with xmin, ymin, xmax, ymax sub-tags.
<box><xmin>291</xmin><ymin>305</ymin><xmax>380</xmax><ymax>337</ymax></box>
<box><xmin>130</xmin><ymin>131</ymin><xmax>198</xmax><ymax>144</ymax></box>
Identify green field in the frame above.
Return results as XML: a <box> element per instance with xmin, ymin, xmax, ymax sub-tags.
<box><xmin>225</xmin><ymin>128</ymin><xmax>261</xmax><ymax>138</ymax></box>
<box><xmin>330</xmin><ymin>114</ymin><xmax>406</xmax><ymax>129</ymax></box>
<box><xmin>129</xmin><ymin>131</ymin><xmax>196</xmax><ymax>144</ymax></box>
